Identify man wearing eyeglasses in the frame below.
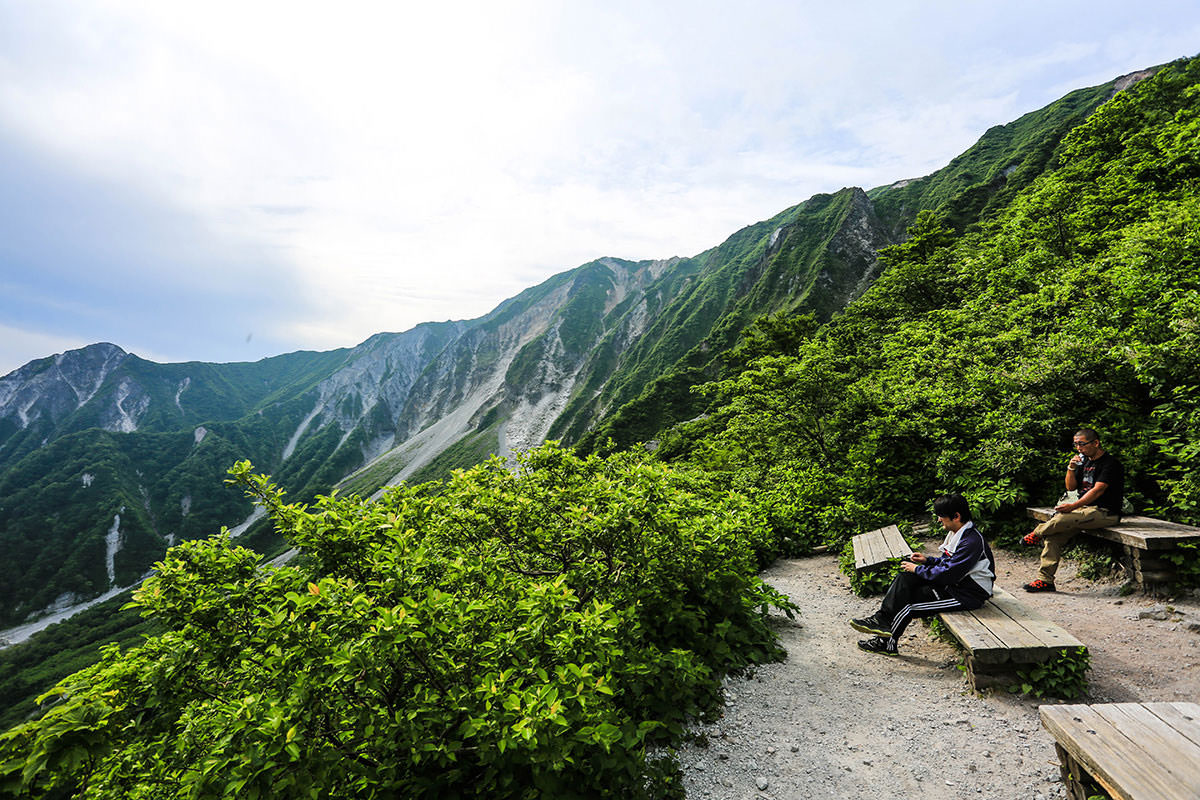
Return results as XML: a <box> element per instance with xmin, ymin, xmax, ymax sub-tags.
<box><xmin>1021</xmin><ymin>428</ymin><xmax>1124</xmax><ymax>592</ymax></box>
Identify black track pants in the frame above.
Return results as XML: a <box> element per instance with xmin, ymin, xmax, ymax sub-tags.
<box><xmin>877</xmin><ymin>571</ymin><xmax>976</xmax><ymax>640</ymax></box>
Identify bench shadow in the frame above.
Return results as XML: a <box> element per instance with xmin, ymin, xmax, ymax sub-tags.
<box><xmin>895</xmin><ymin>654</ymin><xmax>962</xmax><ymax>671</ymax></box>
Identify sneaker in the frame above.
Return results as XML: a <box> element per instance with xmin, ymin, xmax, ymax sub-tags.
<box><xmin>1021</xmin><ymin>531</ymin><xmax>1042</xmax><ymax>546</ymax></box>
<box><xmin>850</xmin><ymin>615</ymin><xmax>891</xmax><ymax>638</ymax></box>
<box><xmin>857</xmin><ymin>636</ymin><xmax>898</xmax><ymax>656</ymax></box>
<box><xmin>1023</xmin><ymin>579</ymin><xmax>1056</xmax><ymax>592</ymax></box>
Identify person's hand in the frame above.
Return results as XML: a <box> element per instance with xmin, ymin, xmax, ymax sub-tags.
<box><xmin>1054</xmin><ymin>500</ymin><xmax>1078</xmax><ymax>513</ymax></box>
<box><xmin>910</xmin><ymin>553</ymin><xmax>928</xmax><ymax>563</ymax></box>
<box><xmin>1068</xmin><ymin>454</ymin><xmax>1083</xmax><ymax>468</ymax></box>
<box><xmin>899</xmin><ymin>560</ymin><xmax>918</xmax><ymax>573</ymax></box>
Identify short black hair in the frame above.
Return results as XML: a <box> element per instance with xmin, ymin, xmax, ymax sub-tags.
<box><xmin>933</xmin><ymin>493</ymin><xmax>972</xmax><ymax>523</ymax></box>
<box><xmin>1075</xmin><ymin>427</ymin><xmax>1100</xmax><ymax>443</ymax></box>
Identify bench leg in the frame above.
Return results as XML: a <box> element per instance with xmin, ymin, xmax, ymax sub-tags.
<box><xmin>962</xmin><ymin>656</ymin><xmax>1010</xmax><ymax>693</ymax></box>
<box><xmin>1123</xmin><ymin>544</ymin><xmax>1177</xmax><ymax>588</ymax></box>
<box><xmin>1054</xmin><ymin>743</ymin><xmax>1089</xmax><ymax>800</ymax></box>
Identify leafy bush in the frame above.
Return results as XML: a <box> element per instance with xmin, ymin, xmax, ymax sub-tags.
<box><xmin>1064</xmin><ymin>541</ymin><xmax>1122</xmax><ymax>582</ymax></box>
<box><xmin>732</xmin><ymin>464</ymin><xmax>842</xmax><ymax>558</ymax></box>
<box><xmin>838</xmin><ymin>542</ymin><xmax>901</xmax><ymax>597</ymax></box>
<box><xmin>1164</xmin><ymin>541</ymin><xmax>1200</xmax><ymax>590</ymax></box>
<box><xmin>0</xmin><ymin>443</ymin><xmax>794</xmax><ymax>799</ymax></box>
<box><xmin>1009</xmin><ymin>647</ymin><xmax>1091</xmax><ymax>700</ymax></box>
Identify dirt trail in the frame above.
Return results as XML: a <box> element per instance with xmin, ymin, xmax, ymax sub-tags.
<box><xmin>677</xmin><ymin>546</ymin><xmax>1200</xmax><ymax>800</ymax></box>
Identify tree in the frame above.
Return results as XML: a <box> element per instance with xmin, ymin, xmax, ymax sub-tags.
<box><xmin>0</xmin><ymin>445</ymin><xmax>792</xmax><ymax>799</ymax></box>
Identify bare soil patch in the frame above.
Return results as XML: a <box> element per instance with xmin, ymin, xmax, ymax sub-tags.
<box><xmin>677</xmin><ymin>544</ymin><xmax>1200</xmax><ymax>800</ymax></box>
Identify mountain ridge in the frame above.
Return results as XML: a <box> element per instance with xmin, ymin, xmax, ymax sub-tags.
<box><xmin>0</xmin><ymin>63</ymin><xmax>1156</xmax><ymax>629</ymax></box>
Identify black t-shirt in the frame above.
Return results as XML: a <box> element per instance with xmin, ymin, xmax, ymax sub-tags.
<box><xmin>1074</xmin><ymin>452</ymin><xmax>1124</xmax><ymax>515</ymax></box>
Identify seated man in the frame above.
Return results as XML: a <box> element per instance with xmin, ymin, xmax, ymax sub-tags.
<box><xmin>1021</xmin><ymin>428</ymin><xmax>1124</xmax><ymax>592</ymax></box>
<box><xmin>851</xmin><ymin>493</ymin><xmax>995</xmax><ymax>656</ymax></box>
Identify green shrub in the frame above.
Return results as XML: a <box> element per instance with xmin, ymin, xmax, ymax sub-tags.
<box><xmin>1164</xmin><ymin>541</ymin><xmax>1200</xmax><ymax>590</ymax></box>
<box><xmin>1009</xmin><ymin>647</ymin><xmax>1091</xmax><ymax>700</ymax></box>
<box><xmin>0</xmin><ymin>444</ymin><xmax>795</xmax><ymax>799</ymax></box>
<box><xmin>839</xmin><ymin>541</ymin><xmax>900</xmax><ymax>597</ymax></box>
<box><xmin>1065</xmin><ymin>541</ymin><xmax>1122</xmax><ymax>582</ymax></box>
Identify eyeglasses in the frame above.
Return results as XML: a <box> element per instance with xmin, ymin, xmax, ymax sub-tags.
<box><xmin>1072</xmin><ymin>440</ymin><xmax>1097</xmax><ymax>448</ymax></box>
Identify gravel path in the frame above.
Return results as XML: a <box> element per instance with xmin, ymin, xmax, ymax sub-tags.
<box><xmin>676</xmin><ymin>545</ymin><xmax>1200</xmax><ymax>800</ymax></box>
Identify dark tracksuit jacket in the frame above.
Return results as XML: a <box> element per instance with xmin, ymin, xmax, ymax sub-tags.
<box><xmin>882</xmin><ymin>522</ymin><xmax>996</xmax><ymax>642</ymax></box>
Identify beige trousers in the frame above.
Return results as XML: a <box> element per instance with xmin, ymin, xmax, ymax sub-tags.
<box><xmin>1033</xmin><ymin>505</ymin><xmax>1120</xmax><ymax>583</ymax></box>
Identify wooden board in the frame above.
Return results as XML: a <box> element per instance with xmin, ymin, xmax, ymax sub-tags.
<box><xmin>1040</xmin><ymin>702</ymin><xmax>1200</xmax><ymax>800</ymax></box>
<box><xmin>851</xmin><ymin>525</ymin><xmax>912</xmax><ymax>572</ymax></box>
<box><xmin>937</xmin><ymin>587</ymin><xmax>1085</xmax><ymax>665</ymax></box>
<box><xmin>1027</xmin><ymin>507</ymin><xmax>1200</xmax><ymax>550</ymax></box>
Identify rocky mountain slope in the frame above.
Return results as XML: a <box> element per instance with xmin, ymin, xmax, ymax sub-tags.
<box><xmin>0</xmin><ymin>68</ymin><xmax>1147</xmax><ymax>629</ymax></box>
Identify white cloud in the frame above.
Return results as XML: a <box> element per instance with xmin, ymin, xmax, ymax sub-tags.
<box><xmin>1</xmin><ymin>0</ymin><xmax>1199</xmax><ymax>371</ymax></box>
<box><xmin>0</xmin><ymin>324</ymin><xmax>88</xmax><ymax>376</ymax></box>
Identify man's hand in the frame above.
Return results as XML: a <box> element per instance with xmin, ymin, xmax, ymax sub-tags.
<box><xmin>899</xmin><ymin>560</ymin><xmax>918</xmax><ymax>573</ymax></box>
<box><xmin>909</xmin><ymin>553</ymin><xmax>928</xmax><ymax>563</ymax></box>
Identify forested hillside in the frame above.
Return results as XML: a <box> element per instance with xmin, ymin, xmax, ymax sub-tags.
<box><xmin>579</xmin><ymin>74</ymin><xmax>1129</xmax><ymax>452</ymax></box>
<box><xmin>0</xmin><ymin>63</ymin><xmax>1130</xmax><ymax>633</ymax></box>
<box><xmin>1</xmin><ymin>56</ymin><xmax>1198</xmax><ymax>798</ymax></box>
<box><xmin>664</xmin><ymin>55</ymin><xmax>1200</xmax><ymax>556</ymax></box>
<box><xmin>0</xmin><ymin>343</ymin><xmax>360</xmax><ymax>627</ymax></box>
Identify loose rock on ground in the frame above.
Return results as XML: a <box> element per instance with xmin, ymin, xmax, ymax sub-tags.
<box><xmin>676</xmin><ymin>545</ymin><xmax>1200</xmax><ymax>800</ymax></box>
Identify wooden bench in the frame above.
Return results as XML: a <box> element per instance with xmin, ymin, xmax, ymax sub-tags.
<box><xmin>1027</xmin><ymin>507</ymin><xmax>1200</xmax><ymax>587</ymax></box>
<box><xmin>850</xmin><ymin>524</ymin><xmax>913</xmax><ymax>573</ymax></box>
<box><xmin>1040</xmin><ymin>702</ymin><xmax>1200</xmax><ymax>800</ymax></box>
<box><xmin>935</xmin><ymin>587</ymin><xmax>1086</xmax><ymax>690</ymax></box>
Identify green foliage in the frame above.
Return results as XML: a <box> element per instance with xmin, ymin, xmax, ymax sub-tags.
<box><xmin>1163</xmin><ymin>541</ymin><xmax>1200</xmax><ymax>590</ymax></box>
<box><xmin>667</xmin><ymin>56</ymin><xmax>1200</xmax><ymax>553</ymax></box>
<box><xmin>723</xmin><ymin>312</ymin><xmax>818</xmax><ymax>370</ymax></box>
<box><xmin>0</xmin><ymin>443</ymin><xmax>793</xmax><ymax>798</ymax></box>
<box><xmin>924</xmin><ymin>616</ymin><xmax>958</xmax><ymax>648</ymax></box>
<box><xmin>1064</xmin><ymin>542</ymin><xmax>1122</xmax><ymax>582</ymax></box>
<box><xmin>1008</xmin><ymin>647</ymin><xmax>1091</xmax><ymax>700</ymax></box>
<box><xmin>838</xmin><ymin>542</ymin><xmax>902</xmax><ymax>597</ymax></box>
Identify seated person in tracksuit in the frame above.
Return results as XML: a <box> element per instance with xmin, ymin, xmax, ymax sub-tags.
<box><xmin>851</xmin><ymin>493</ymin><xmax>996</xmax><ymax>655</ymax></box>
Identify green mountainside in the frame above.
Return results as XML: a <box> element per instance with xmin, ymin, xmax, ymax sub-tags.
<box><xmin>2</xmin><ymin>57</ymin><xmax>1197</xmax><ymax>783</ymax></box>
<box><xmin>0</xmin><ymin>346</ymin><xmax>359</xmax><ymax>626</ymax></box>
<box><xmin>575</xmin><ymin>75</ymin><xmax>1130</xmax><ymax>453</ymax></box>
<box><xmin>1</xmin><ymin>55</ymin><xmax>1197</xmax><ymax>796</ymax></box>
<box><xmin>0</xmin><ymin>64</ymin><xmax>1147</xmax><ymax>630</ymax></box>
<box><xmin>666</xmin><ymin>55</ymin><xmax>1200</xmax><ymax>551</ymax></box>
<box><xmin>0</xmin><ymin>65</ymin><xmax>1132</xmax><ymax>630</ymax></box>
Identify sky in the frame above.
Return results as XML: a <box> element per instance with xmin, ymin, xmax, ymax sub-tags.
<box><xmin>2</xmin><ymin>2</ymin><xmax>1199</xmax><ymax>377</ymax></box>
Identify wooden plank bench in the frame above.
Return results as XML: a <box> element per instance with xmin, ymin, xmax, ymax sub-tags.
<box><xmin>1040</xmin><ymin>702</ymin><xmax>1200</xmax><ymax>800</ymax></box>
<box><xmin>1027</xmin><ymin>507</ymin><xmax>1200</xmax><ymax>587</ymax></box>
<box><xmin>935</xmin><ymin>587</ymin><xmax>1086</xmax><ymax>690</ymax></box>
<box><xmin>850</xmin><ymin>524</ymin><xmax>912</xmax><ymax>573</ymax></box>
